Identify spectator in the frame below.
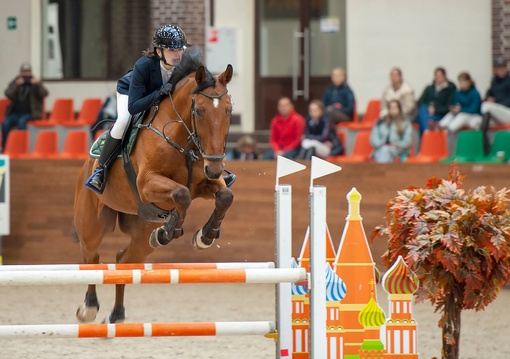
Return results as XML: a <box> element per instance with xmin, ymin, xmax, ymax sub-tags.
<box><xmin>322</xmin><ymin>67</ymin><xmax>355</xmax><ymax>124</ymax></box>
<box><xmin>439</xmin><ymin>72</ymin><xmax>482</xmax><ymax>133</ymax></box>
<box><xmin>298</xmin><ymin>100</ymin><xmax>344</xmax><ymax>160</ymax></box>
<box><xmin>370</xmin><ymin>100</ymin><xmax>412</xmax><ymax>163</ymax></box>
<box><xmin>380</xmin><ymin>67</ymin><xmax>416</xmax><ymax>119</ymax></box>
<box><xmin>226</xmin><ymin>135</ymin><xmax>259</xmax><ymax>160</ymax></box>
<box><xmin>416</xmin><ymin>67</ymin><xmax>456</xmax><ymax>135</ymax></box>
<box><xmin>2</xmin><ymin>62</ymin><xmax>49</xmax><ymax>149</ymax></box>
<box><xmin>263</xmin><ymin>97</ymin><xmax>305</xmax><ymax>160</ymax></box>
<box><xmin>481</xmin><ymin>57</ymin><xmax>510</xmax><ymax>129</ymax></box>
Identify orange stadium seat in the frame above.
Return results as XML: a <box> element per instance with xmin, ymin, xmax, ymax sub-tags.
<box><xmin>0</xmin><ymin>98</ymin><xmax>10</xmax><ymax>124</ymax></box>
<box><xmin>62</xmin><ymin>98</ymin><xmax>102</xmax><ymax>127</ymax></box>
<box><xmin>59</xmin><ymin>130</ymin><xmax>90</xmax><ymax>159</ymax></box>
<box><xmin>25</xmin><ymin>130</ymin><xmax>59</xmax><ymax>158</ymax></box>
<box><xmin>30</xmin><ymin>98</ymin><xmax>74</xmax><ymax>127</ymax></box>
<box><xmin>406</xmin><ymin>130</ymin><xmax>448</xmax><ymax>163</ymax></box>
<box><xmin>328</xmin><ymin>130</ymin><xmax>373</xmax><ymax>162</ymax></box>
<box><xmin>346</xmin><ymin>99</ymin><xmax>380</xmax><ymax>131</ymax></box>
<box><xmin>3</xmin><ymin>129</ymin><xmax>29</xmax><ymax>158</ymax></box>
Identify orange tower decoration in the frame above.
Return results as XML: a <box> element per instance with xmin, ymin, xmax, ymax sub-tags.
<box><xmin>291</xmin><ymin>257</ymin><xmax>310</xmax><ymax>358</ymax></box>
<box><xmin>334</xmin><ymin>188</ymin><xmax>377</xmax><ymax>359</ymax></box>
<box><xmin>382</xmin><ymin>255</ymin><xmax>419</xmax><ymax>358</ymax></box>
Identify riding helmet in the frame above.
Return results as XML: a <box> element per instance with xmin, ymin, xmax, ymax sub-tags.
<box><xmin>153</xmin><ymin>25</ymin><xmax>189</xmax><ymax>49</ymax></box>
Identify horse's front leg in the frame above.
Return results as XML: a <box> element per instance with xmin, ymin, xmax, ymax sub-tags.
<box><xmin>137</xmin><ymin>171</ymin><xmax>191</xmax><ymax>248</ymax></box>
<box><xmin>193</xmin><ymin>185</ymin><xmax>234</xmax><ymax>250</ymax></box>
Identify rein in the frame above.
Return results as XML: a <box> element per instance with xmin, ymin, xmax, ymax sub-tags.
<box><xmin>137</xmin><ymin>88</ymin><xmax>229</xmax><ymax>188</ymax></box>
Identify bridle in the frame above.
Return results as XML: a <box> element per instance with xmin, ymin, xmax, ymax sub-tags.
<box><xmin>137</xmin><ymin>85</ymin><xmax>230</xmax><ymax>188</ymax></box>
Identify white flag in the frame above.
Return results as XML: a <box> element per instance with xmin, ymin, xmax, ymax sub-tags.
<box><xmin>276</xmin><ymin>156</ymin><xmax>306</xmax><ymax>183</ymax></box>
<box><xmin>310</xmin><ymin>156</ymin><xmax>341</xmax><ymax>186</ymax></box>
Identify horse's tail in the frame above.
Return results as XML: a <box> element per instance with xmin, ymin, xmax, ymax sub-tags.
<box><xmin>70</xmin><ymin>221</ymin><xmax>79</xmax><ymax>243</ymax></box>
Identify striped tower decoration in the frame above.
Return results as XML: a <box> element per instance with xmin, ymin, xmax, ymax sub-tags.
<box><xmin>382</xmin><ymin>255</ymin><xmax>419</xmax><ymax>358</ymax></box>
<box><xmin>325</xmin><ymin>264</ymin><xmax>347</xmax><ymax>359</ymax></box>
<box><xmin>358</xmin><ymin>281</ymin><xmax>386</xmax><ymax>359</ymax></box>
<box><xmin>291</xmin><ymin>258</ymin><xmax>310</xmax><ymax>358</ymax></box>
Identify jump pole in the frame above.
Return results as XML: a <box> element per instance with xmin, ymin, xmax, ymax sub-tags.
<box><xmin>0</xmin><ymin>321</ymin><xmax>275</xmax><ymax>339</ymax></box>
<box><xmin>309</xmin><ymin>156</ymin><xmax>341</xmax><ymax>359</ymax></box>
<box><xmin>0</xmin><ymin>262</ymin><xmax>275</xmax><ymax>271</ymax></box>
<box><xmin>0</xmin><ymin>268</ymin><xmax>306</xmax><ymax>286</ymax></box>
<box><xmin>275</xmin><ymin>156</ymin><xmax>306</xmax><ymax>359</ymax></box>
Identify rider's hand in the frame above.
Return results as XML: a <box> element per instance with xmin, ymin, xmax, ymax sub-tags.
<box><xmin>159</xmin><ymin>83</ymin><xmax>173</xmax><ymax>98</ymax></box>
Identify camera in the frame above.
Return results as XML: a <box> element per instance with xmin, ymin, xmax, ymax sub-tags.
<box><xmin>23</xmin><ymin>76</ymin><xmax>32</xmax><ymax>84</ymax></box>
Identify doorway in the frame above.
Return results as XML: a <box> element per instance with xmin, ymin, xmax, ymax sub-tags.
<box><xmin>255</xmin><ymin>0</ymin><xmax>347</xmax><ymax>130</ymax></box>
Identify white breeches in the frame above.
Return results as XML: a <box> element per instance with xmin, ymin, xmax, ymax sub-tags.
<box><xmin>439</xmin><ymin>112</ymin><xmax>482</xmax><ymax>133</ymax></box>
<box><xmin>109</xmin><ymin>92</ymin><xmax>131</xmax><ymax>139</ymax></box>
<box><xmin>301</xmin><ymin>139</ymin><xmax>331</xmax><ymax>158</ymax></box>
<box><xmin>481</xmin><ymin>102</ymin><xmax>510</xmax><ymax>124</ymax></box>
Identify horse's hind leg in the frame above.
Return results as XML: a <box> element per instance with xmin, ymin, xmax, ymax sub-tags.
<box><xmin>104</xmin><ymin>213</ymin><xmax>157</xmax><ymax>323</ymax></box>
<box><xmin>193</xmin><ymin>186</ymin><xmax>234</xmax><ymax>249</ymax></box>
<box><xmin>74</xmin><ymin>201</ymin><xmax>117</xmax><ymax>322</ymax></box>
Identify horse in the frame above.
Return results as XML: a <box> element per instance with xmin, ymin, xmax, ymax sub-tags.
<box><xmin>73</xmin><ymin>48</ymin><xmax>234</xmax><ymax>323</ymax></box>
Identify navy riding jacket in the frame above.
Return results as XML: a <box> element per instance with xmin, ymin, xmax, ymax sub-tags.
<box><xmin>117</xmin><ymin>55</ymin><xmax>163</xmax><ymax>115</ymax></box>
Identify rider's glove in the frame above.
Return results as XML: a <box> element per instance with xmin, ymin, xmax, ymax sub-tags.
<box><xmin>159</xmin><ymin>83</ymin><xmax>173</xmax><ymax>98</ymax></box>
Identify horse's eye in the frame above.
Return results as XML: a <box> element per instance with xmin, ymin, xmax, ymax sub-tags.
<box><xmin>195</xmin><ymin>108</ymin><xmax>204</xmax><ymax>117</ymax></box>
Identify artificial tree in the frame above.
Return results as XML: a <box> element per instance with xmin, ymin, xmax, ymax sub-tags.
<box><xmin>371</xmin><ymin>164</ymin><xmax>510</xmax><ymax>359</ymax></box>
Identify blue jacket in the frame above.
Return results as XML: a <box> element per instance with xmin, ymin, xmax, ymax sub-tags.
<box><xmin>116</xmin><ymin>55</ymin><xmax>163</xmax><ymax>115</ymax></box>
<box><xmin>303</xmin><ymin>115</ymin><xmax>344</xmax><ymax>156</ymax></box>
<box><xmin>454</xmin><ymin>86</ymin><xmax>481</xmax><ymax>114</ymax></box>
<box><xmin>321</xmin><ymin>83</ymin><xmax>355</xmax><ymax>117</ymax></box>
<box><xmin>486</xmin><ymin>74</ymin><xmax>510</xmax><ymax>108</ymax></box>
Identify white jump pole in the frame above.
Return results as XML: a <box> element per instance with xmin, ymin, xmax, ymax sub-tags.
<box><xmin>0</xmin><ymin>262</ymin><xmax>275</xmax><ymax>271</ymax></box>
<box><xmin>0</xmin><ymin>321</ymin><xmax>275</xmax><ymax>339</ymax></box>
<box><xmin>0</xmin><ymin>268</ymin><xmax>306</xmax><ymax>286</ymax></box>
<box><xmin>275</xmin><ymin>156</ymin><xmax>306</xmax><ymax>359</ymax></box>
<box><xmin>309</xmin><ymin>156</ymin><xmax>341</xmax><ymax>359</ymax></box>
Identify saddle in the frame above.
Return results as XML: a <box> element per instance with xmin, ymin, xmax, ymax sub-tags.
<box><xmin>89</xmin><ymin>110</ymin><xmax>171</xmax><ymax>223</ymax></box>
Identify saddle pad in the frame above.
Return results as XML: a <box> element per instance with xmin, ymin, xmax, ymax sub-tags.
<box><xmin>89</xmin><ymin>111</ymin><xmax>146</xmax><ymax>159</ymax></box>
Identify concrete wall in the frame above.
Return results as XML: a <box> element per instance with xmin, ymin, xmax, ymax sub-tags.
<box><xmin>346</xmin><ymin>0</ymin><xmax>492</xmax><ymax>112</ymax></box>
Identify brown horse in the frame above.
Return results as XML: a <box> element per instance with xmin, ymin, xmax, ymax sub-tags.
<box><xmin>73</xmin><ymin>49</ymin><xmax>234</xmax><ymax>323</ymax></box>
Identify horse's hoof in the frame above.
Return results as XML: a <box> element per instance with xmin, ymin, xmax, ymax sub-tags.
<box><xmin>192</xmin><ymin>228</ymin><xmax>215</xmax><ymax>250</ymax></box>
<box><xmin>102</xmin><ymin>306</ymin><xmax>125</xmax><ymax>324</ymax></box>
<box><xmin>76</xmin><ymin>303</ymin><xmax>99</xmax><ymax>322</ymax></box>
<box><xmin>149</xmin><ymin>227</ymin><xmax>166</xmax><ymax>249</ymax></box>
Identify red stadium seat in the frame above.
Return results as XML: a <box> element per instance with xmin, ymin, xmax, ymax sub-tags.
<box><xmin>60</xmin><ymin>130</ymin><xmax>90</xmax><ymax>159</ymax></box>
<box><xmin>3</xmin><ymin>130</ymin><xmax>29</xmax><ymax>158</ymax></box>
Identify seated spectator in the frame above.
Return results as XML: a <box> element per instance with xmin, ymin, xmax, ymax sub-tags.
<box><xmin>298</xmin><ymin>100</ymin><xmax>344</xmax><ymax>160</ymax></box>
<box><xmin>262</xmin><ymin>97</ymin><xmax>305</xmax><ymax>160</ymax></box>
<box><xmin>226</xmin><ymin>135</ymin><xmax>259</xmax><ymax>160</ymax></box>
<box><xmin>322</xmin><ymin>67</ymin><xmax>355</xmax><ymax>124</ymax></box>
<box><xmin>2</xmin><ymin>62</ymin><xmax>49</xmax><ymax>149</ymax></box>
<box><xmin>481</xmin><ymin>57</ymin><xmax>510</xmax><ymax>128</ymax></box>
<box><xmin>381</xmin><ymin>67</ymin><xmax>416</xmax><ymax>119</ymax></box>
<box><xmin>439</xmin><ymin>72</ymin><xmax>482</xmax><ymax>133</ymax></box>
<box><xmin>370</xmin><ymin>100</ymin><xmax>412</xmax><ymax>163</ymax></box>
<box><xmin>416</xmin><ymin>67</ymin><xmax>456</xmax><ymax>135</ymax></box>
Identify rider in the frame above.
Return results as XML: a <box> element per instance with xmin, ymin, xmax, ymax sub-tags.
<box><xmin>85</xmin><ymin>25</ymin><xmax>236</xmax><ymax>194</ymax></box>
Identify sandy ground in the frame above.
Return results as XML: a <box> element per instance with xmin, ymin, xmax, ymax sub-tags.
<box><xmin>0</xmin><ymin>283</ymin><xmax>509</xmax><ymax>359</ymax></box>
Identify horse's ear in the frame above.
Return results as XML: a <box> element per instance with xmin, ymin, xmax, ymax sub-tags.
<box><xmin>218</xmin><ymin>64</ymin><xmax>233</xmax><ymax>86</ymax></box>
<box><xmin>195</xmin><ymin>66</ymin><xmax>207</xmax><ymax>84</ymax></box>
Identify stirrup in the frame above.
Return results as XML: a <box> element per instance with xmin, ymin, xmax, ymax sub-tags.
<box><xmin>85</xmin><ymin>167</ymin><xmax>106</xmax><ymax>194</ymax></box>
<box><xmin>223</xmin><ymin>169</ymin><xmax>236</xmax><ymax>188</ymax></box>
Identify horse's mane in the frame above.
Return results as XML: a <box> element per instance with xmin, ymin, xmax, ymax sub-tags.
<box><xmin>169</xmin><ymin>48</ymin><xmax>215</xmax><ymax>93</ymax></box>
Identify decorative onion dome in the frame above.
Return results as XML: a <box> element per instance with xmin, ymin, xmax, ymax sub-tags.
<box><xmin>374</xmin><ymin>266</ymin><xmax>381</xmax><ymax>284</ymax></box>
<box><xmin>382</xmin><ymin>255</ymin><xmax>419</xmax><ymax>295</ymax></box>
<box><xmin>358</xmin><ymin>297</ymin><xmax>386</xmax><ymax>327</ymax></box>
<box><xmin>326</xmin><ymin>264</ymin><xmax>347</xmax><ymax>301</ymax></box>
<box><xmin>291</xmin><ymin>258</ymin><xmax>308</xmax><ymax>295</ymax></box>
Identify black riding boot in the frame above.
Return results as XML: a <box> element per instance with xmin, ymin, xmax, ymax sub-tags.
<box><xmin>223</xmin><ymin>169</ymin><xmax>236</xmax><ymax>188</ymax></box>
<box><xmin>85</xmin><ymin>132</ymin><xmax>122</xmax><ymax>194</ymax></box>
<box><xmin>481</xmin><ymin>112</ymin><xmax>491</xmax><ymax>156</ymax></box>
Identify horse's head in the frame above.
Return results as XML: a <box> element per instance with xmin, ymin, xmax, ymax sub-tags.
<box><xmin>192</xmin><ymin>64</ymin><xmax>233</xmax><ymax>180</ymax></box>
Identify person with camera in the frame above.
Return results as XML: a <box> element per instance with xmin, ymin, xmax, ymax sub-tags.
<box><xmin>2</xmin><ymin>62</ymin><xmax>48</xmax><ymax>149</ymax></box>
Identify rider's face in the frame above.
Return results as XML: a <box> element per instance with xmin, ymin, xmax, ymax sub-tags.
<box><xmin>159</xmin><ymin>48</ymin><xmax>184</xmax><ymax>68</ymax></box>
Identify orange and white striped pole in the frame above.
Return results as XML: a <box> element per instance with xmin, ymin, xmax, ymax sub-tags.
<box><xmin>0</xmin><ymin>262</ymin><xmax>275</xmax><ymax>271</ymax></box>
<box><xmin>0</xmin><ymin>268</ymin><xmax>306</xmax><ymax>286</ymax></box>
<box><xmin>0</xmin><ymin>321</ymin><xmax>275</xmax><ymax>338</ymax></box>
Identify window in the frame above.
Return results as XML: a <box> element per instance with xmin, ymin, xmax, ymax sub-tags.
<box><xmin>42</xmin><ymin>0</ymin><xmax>150</xmax><ymax>80</ymax></box>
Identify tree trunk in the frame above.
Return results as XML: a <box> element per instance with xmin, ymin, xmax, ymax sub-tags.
<box><xmin>441</xmin><ymin>294</ymin><xmax>462</xmax><ymax>359</ymax></box>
